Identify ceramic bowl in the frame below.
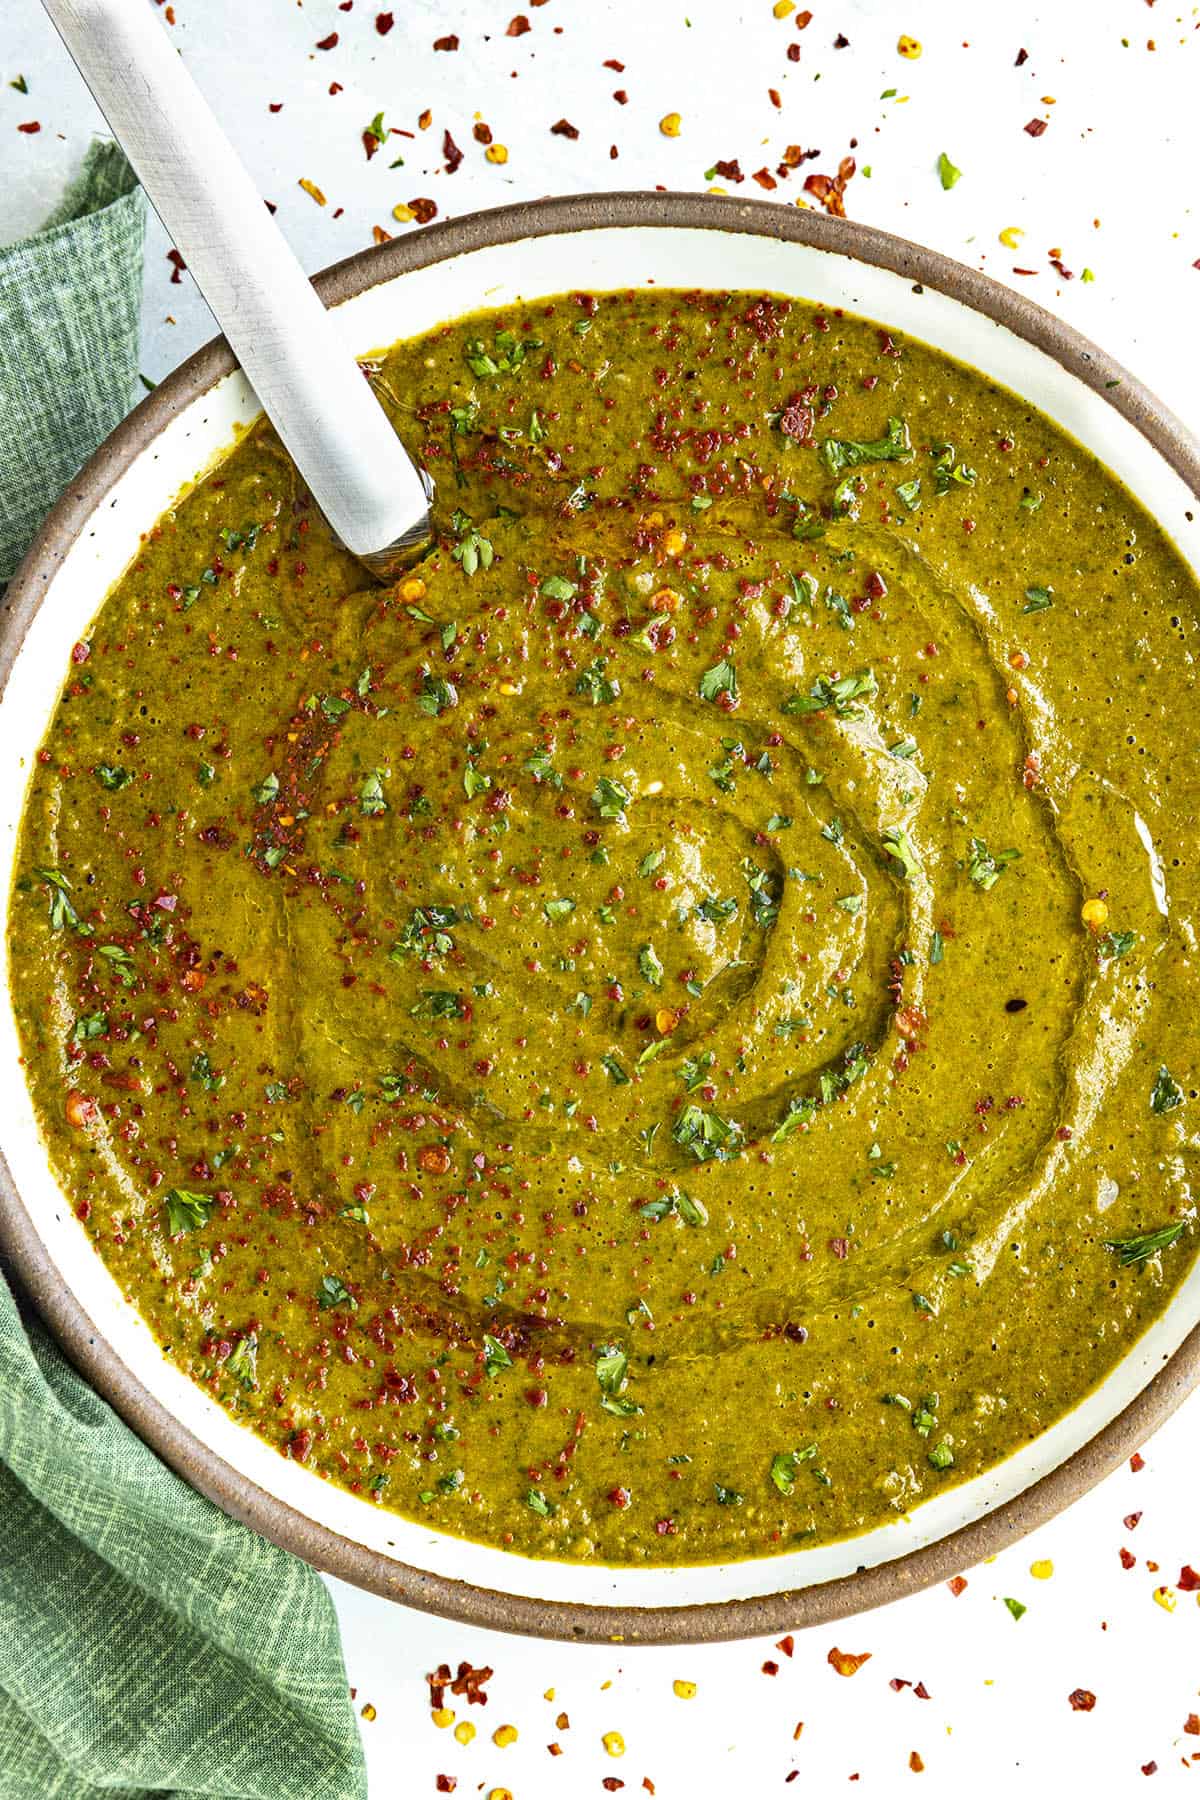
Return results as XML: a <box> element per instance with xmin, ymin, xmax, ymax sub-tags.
<box><xmin>3</xmin><ymin>193</ymin><xmax>1200</xmax><ymax>1645</ymax></box>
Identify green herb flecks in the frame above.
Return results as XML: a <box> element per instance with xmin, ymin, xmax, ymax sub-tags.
<box><xmin>783</xmin><ymin>668</ymin><xmax>877</xmax><ymax>719</ymax></box>
<box><xmin>1104</xmin><ymin>1222</ymin><xmax>1185</xmax><ymax>1266</ymax></box>
<box><xmin>1150</xmin><ymin>1067</ymin><xmax>1185</xmax><ymax>1115</ymax></box>
<box><xmin>698</xmin><ymin>658</ymin><xmax>738</xmax><ymax>706</ymax></box>
<box><xmin>164</xmin><ymin>1189</ymin><xmax>214</xmax><ymax>1235</ymax></box>
<box><xmin>966</xmin><ymin>837</ymin><xmax>1020</xmax><ymax>890</ymax></box>
<box><xmin>672</xmin><ymin>1104</ymin><xmax>743</xmax><ymax>1163</ymax></box>
<box><xmin>820</xmin><ymin>416</ymin><xmax>912</xmax><ymax>478</ymax></box>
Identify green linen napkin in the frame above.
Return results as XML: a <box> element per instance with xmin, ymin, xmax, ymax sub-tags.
<box><xmin>0</xmin><ymin>139</ymin><xmax>144</xmax><ymax>583</ymax></box>
<box><xmin>0</xmin><ymin>145</ymin><xmax>368</xmax><ymax>1800</ymax></box>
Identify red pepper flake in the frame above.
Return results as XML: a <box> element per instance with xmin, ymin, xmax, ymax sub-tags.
<box><xmin>778</xmin><ymin>399</ymin><xmax>813</xmax><ymax>441</ymax></box>
<box><xmin>1141</xmin><ymin>1763</ymin><xmax>1157</xmax><ymax>1776</ymax></box>
<box><xmin>268</xmin><ymin>102</ymin><xmax>283</xmax><ymax>113</ymax></box>
<box><xmin>1024</xmin><ymin>118</ymin><xmax>1048</xmax><ymax>137</ymax></box>
<box><xmin>1186</xmin><ymin>1715</ymin><xmax>1200</xmax><ymax>1736</ymax></box>
<box><xmin>433</xmin><ymin>34</ymin><xmax>459</xmax><ymax>50</ymax></box>
<box><xmin>752</xmin><ymin>168</ymin><xmax>778</xmax><ymax>191</ymax></box>
<box><xmin>507</xmin><ymin>13</ymin><xmax>531</xmax><ymax>33</ymax></box>
<box><xmin>1130</xmin><ymin>1452</ymin><xmax>1146</xmax><ymax>1473</ymax></box>
<box><xmin>828</xmin><ymin>1647</ymin><xmax>872</xmax><ymax>1677</ymax></box>
<box><xmin>909</xmin><ymin>1752</ymin><xmax>925</xmax><ymax>1773</ymax></box>
<box><xmin>803</xmin><ymin>155</ymin><xmax>856</xmax><ymax>218</ymax></box>
<box><xmin>603</xmin><ymin>58</ymin><xmax>625</xmax><ymax>70</ymax></box>
<box><xmin>795</xmin><ymin>8</ymin><xmax>812</xmax><ymax>24</ymax></box>
<box><xmin>776</xmin><ymin>1635</ymin><xmax>795</xmax><ymax>1657</ymax></box>
<box><xmin>1119</xmin><ymin>1548</ymin><xmax>1136</xmax><ymax>1569</ymax></box>
<box><xmin>436</xmin><ymin>1779</ymin><xmax>456</xmax><ymax>1794</ymax></box>
<box><xmin>408</xmin><ymin>197</ymin><xmax>438</xmax><ymax>224</ymax></box>
<box><xmin>375</xmin><ymin>11</ymin><xmax>393</xmax><ymax>32</ymax></box>
<box><xmin>166</xmin><ymin>248</ymin><xmax>187</xmax><ymax>283</ymax></box>
<box><xmin>1015</xmin><ymin>46</ymin><xmax>1028</xmax><ymax>65</ymax></box>
<box><xmin>714</xmin><ymin>158</ymin><xmax>744</xmax><ymax>183</ymax></box>
<box><xmin>443</xmin><ymin>130</ymin><xmax>463</xmax><ymax>173</ymax></box>
<box><xmin>833</xmin><ymin>32</ymin><xmax>850</xmax><ymax>47</ymax></box>
<box><xmin>1178</xmin><ymin>1564</ymin><xmax>1200</xmax><ymax>1590</ymax></box>
<box><xmin>762</xmin><ymin>1660</ymin><xmax>779</xmax><ymax>1676</ymax></box>
<box><xmin>947</xmin><ymin>1575</ymin><xmax>968</xmax><ymax>1597</ymax></box>
<box><xmin>551</xmin><ymin>118</ymin><xmax>580</xmax><ymax>139</ymax></box>
<box><xmin>17</xmin><ymin>121</ymin><xmax>41</xmax><ymax>134</ymax></box>
<box><xmin>315</xmin><ymin>31</ymin><xmax>339</xmax><ymax>49</ymax></box>
<box><xmin>1068</xmin><ymin>1689</ymin><xmax>1096</xmax><ymax>1713</ymax></box>
<box><xmin>768</xmin><ymin>87</ymin><xmax>782</xmax><ymax>109</ymax></box>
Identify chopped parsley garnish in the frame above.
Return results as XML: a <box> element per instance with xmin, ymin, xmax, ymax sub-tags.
<box><xmin>359</xmin><ymin>768</ymin><xmax>388</xmax><ymax>816</ymax></box>
<box><xmin>783</xmin><ymin>667</ymin><xmax>877</xmax><ymax>719</ymax></box>
<box><xmin>698</xmin><ymin>658</ymin><xmax>738</xmax><ymax>705</ymax></box>
<box><xmin>695</xmin><ymin>894</ymin><xmax>738</xmax><ymax>925</ymax></box>
<box><xmin>450</xmin><ymin>510</ymin><xmax>493</xmax><ymax>576</ymax></box>
<box><xmin>672</xmin><ymin>1103</ymin><xmax>743</xmax><ymax>1163</ymax></box>
<box><xmin>463</xmin><ymin>328</ymin><xmax>542</xmax><ymax>378</ymax></box>
<box><xmin>574</xmin><ymin>658</ymin><xmax>621</xmax><ymax>705</ymax></box>
<box><xmin>638</xmin><ymin>942</ymin><xmax>664</xmax><ymax>987</ymax></box>
<box><xmin>592</xmin><ymin>775</ymin><xmax>631</xmax><ymax>822</ymax></box>
<box><xmin>820</xmin><ymin>416</ymin><xmax>912</xmax><ymax>477</ymax></box>
<box><xmin>595</xmin><ymin>1343</ymin><xmax>642</xmax><ymax>1417</ymax></box>
<box><xmin>410</xmin><ymin>989</ymin><xmax>466</xmax><ymax>1021</ymax></box>
<box><xmin>882</xmin><ymin>826</ymin><xmax>919</xmax><ymax>879</ymax></box>
<box><xmin>966</xmin><ymin>837</ymin><xmax>1020</xmax><ymax>889</ymax></box>
<box><xmin>37</xmin><ymin>868</ymin><xmax>87</xmax><ymax>934</ymax></box>
<box><xmin>543</xmin><ymin>896</ymin><xmax>576</xmax><ymax>923</ymax></box>
<box><xmin>414</xmin><ymin>676</ymin><xmax>458</xmax><ymax>723</ymax></box>
<box><xmin>1104</xmin><ymin>1222</ymin><xmax>1185</xmax><ymax>1266</ymax></box>
<box><xmin>1098</xmin><ymin>930</ymin><xmax>1137</xmax><ymax>961</ymax></box>
<box><xmin>1150</xmin><ymin>1066</ymin><xmax>1185</xmax><ymax>1115</ymax></box>
<box><xmin>1022</xmin><ymin>585</ymin><xmax>1054</xmax><ymax>614</ymax></box>
<box><xmin>769</xmin><ymin>1444</ymin><xmax>818</xmax><ymax>1495</ymax></box>
<box><xmin>525</xmin><ymin>1486</ymin><xmax>556</xmax><ymax>1517</ymax></box>
<box><xmin>482</xmin><ymin>1333</ymin><xmax>513</xmax><ymax>1375</ymax></box>
<box><xmin>714</xmin><ymin>1482</ymin><xmax>744</xmax><ymax>1506</ymax></box>
<box><xmin>164</xmin><ymin>1189</ymin><xmax>213</xmax><ymax>1235</ymax></box>
<box><xmin>895</xmin><ymin>477</ymin><xmax>922</xmax><ymax>511</ymax></box>
<box><xmin>95</xmin><ymin>764</ymin><xmax>132</xmax><ymax>791</ymax></box>
<box><xmin>225</xmin><ymin>1334</ymin><xmax>258</xmax><ymax>1391</ymax></box>
<box><xmin>251</xmin><ymin>771</ymin><xmax>280</xmax><ymax>805</ymax></box>
<box><xmin>317</xmin><ymin>1273</ymin><xmax>356</xmax><ymax>1310</ymax></box>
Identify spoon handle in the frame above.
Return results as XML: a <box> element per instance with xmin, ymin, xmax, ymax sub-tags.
<box><xmin>39</xmin><ymin>0</ymin><xmax>431</xmax><ymax>563</ymax></box>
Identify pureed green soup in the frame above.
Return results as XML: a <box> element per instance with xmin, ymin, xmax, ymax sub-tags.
<box><xmin>9</xmin><ymin>289</ymin><xmax>1198</xmax><ymax>1566</ymax></box>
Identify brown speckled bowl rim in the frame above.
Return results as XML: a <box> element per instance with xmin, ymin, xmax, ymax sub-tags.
<box><xmin>3</xmin><ymin>191</ymin><xmax>1200</xmax><ymax>1646</ymax></box>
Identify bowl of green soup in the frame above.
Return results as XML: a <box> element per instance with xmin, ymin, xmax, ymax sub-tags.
<box><xmin>3</xmin><ymin>193</ymin><xmax>1198</xmax><ymax>1643</ymax></box>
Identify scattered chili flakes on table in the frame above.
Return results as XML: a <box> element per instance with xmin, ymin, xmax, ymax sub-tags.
<box><xmin>1068</xmin><ymin>1689</ymin><xmax>1097</xmax><ymax>1712</ymax></box>
<box><xmin>803</xmin><ymin>155</ymin><xmax>856</xmax><ymax>217</ymax></box>
<box><xmin>828</xmin><ymin>1646</ymin><xmax>872</xmax><ymax>1676</ymax></box>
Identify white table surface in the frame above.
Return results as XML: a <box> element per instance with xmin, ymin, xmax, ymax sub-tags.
<box><xmin>4</xmin><ymin>2</ymin><xmax>1200</xmax><ymax>1793</ymax></box>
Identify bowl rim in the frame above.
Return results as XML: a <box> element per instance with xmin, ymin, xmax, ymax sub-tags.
<box><xmin>4</xmin><ymin>188</ymin><xmax>1200</xmax><ymax>1646</ymax></box>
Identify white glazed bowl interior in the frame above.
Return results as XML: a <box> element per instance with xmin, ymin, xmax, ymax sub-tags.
<box><xmin>3</xmin><ymin>217</ymin><xmax>1199</xmax><ymax>1617</ymax></box>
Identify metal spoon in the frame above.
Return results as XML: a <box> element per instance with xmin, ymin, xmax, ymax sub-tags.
<box><xmin>39</xmin><ymin>0</ymin><xmax>434</xmax><ymax>581</ymax></box>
